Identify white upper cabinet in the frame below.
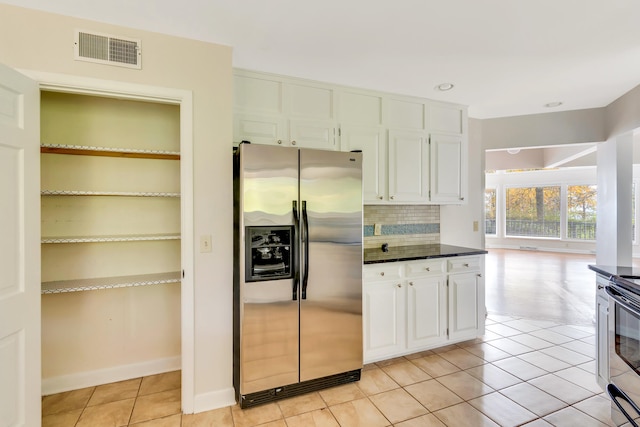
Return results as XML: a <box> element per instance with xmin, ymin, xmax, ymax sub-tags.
<box><xmin>288</xmin><ymin>83</ymin><xmax>334</xmax><ymax>120</ymax></box>
<box><xmin>288</xmin><ymin>119</ymin><xmax>337</xmax><ymax>150</ymax></box>
<box><xmin>388</xmin><ymin>129</ymin><xmax>429</xmax><ymax>202</ymax></box>
<box><xmin>338</xmin><ymin>91</ymin><xmax>383</xmax><ymax>127</ymax></box>
<box><xmin>340</xmin><ymin>126</ymin><xmax>385</xmax><ymax>202</ymax></box>
<box><xmin>428</xmin><ymin>102</ymin><xmax>465</xmax><ymax>135</ymax></box>
<box><xmin>233</xmin><ymin>69</ymin><xmax>469</xmax><ymax>204</ymax></box>
<box><xmin>430</xmin><ymin>133</ymin><xmax>466</xmax><ymax>203</ymax></box>
<box><xmin>234</xmin><ymin>70</ymin><xmax>337</xmax><ymax>149</ymax></box>
<box><xmin>386</xmin><ymin>97</ymin><xmax>425</xmax><ymax>130</ymax></box>
<box><xmin>234</xmin><ymin>73</ymin><xmax>284</xmax><ymax>116</ymax></box>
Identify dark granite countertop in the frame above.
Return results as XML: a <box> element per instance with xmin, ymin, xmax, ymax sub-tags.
<box><xmin>364</xmin><ymin>244</ymin><xmax>488</xmax><ymax>264</ymax></box>
<box><xmin>589</xmin><ymin>264</ymin><xmax>640</xmax><ymax>293</ymax></box>
<box><xmin>588</xmin><ymin>264</ymin><xmax>640</xmax><ymax>279</ymax></box>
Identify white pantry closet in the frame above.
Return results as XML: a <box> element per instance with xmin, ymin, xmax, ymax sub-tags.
<box><xmin>40</xmin><ymin>91</ymin><xmax>182</xmax><ymax>392</ymax></box>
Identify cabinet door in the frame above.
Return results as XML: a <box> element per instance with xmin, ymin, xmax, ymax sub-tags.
<box><xmin>386</xmin><ymin>97</ymin><xmax>425</xmax><ymax>130</ymax></box>
<box><xmin>363</xmin><ymin>280</ymin><xmax>406</xmax><ymax>362</ymax></box>
<box><xmin>287</xmin><ymin>83</ymin><xmax>335</xmax><ymax>121</ymax></box>
<box><xmin>341</xmin><ymin>126</ymin><xmax>385</xmax><ymax>202</ymax></box>
<box><xmin>288</xmin><ymin>119</ymin><xmax>337</xmax><ymax>150</ymax></box>
<box><xmin>233</xmin><ymin>114</ymin><xmax>286</xmax><ymax>146</ymax></box>
<box><xmin>407</xmin><ymin>276</ymin><xmax>447</xmax><ymax>349</ymax></box>
<box><xmin>338</xmin><ymin>91</ymin><xmax>382</xmax><ymax>127</ymax></box>
<box><xmin>388</xmin><ymin>130</ymin><xmax>429</xmax><ymax>202</ymax></box>
<box><xmin>448</xmin><ymin>273</ymin><xmax>480</xmax><ymax>341</ymax></box>
<box><xmin>430</xmin><ymin>133</ymin><xmax>464</xmax><ymax>203</ymax></box>
<box><xmin>596</xmin><ymin>290</ymin><xmax>609</xmax><ymax>389</ymax></box>
<box><xmin>234</xmin><ymin>74</ymin><xmax>284</xmax><ymax>116</ymax></box>
<box><xmin>428</xmin><ymin>103</ymin><xmax>464</xmax><ymax>135</ymax></box>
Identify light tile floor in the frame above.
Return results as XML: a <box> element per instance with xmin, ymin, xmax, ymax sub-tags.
<box><xmin>42</xmin><ymin>313</ymin><xmax>613</xmax><ymax>427</ymax></box>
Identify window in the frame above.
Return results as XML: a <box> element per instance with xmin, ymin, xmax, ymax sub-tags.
<box><xmin>567</xmin><ymin>185</ymin><xmax>597</xmax><ymax>240</ymax></box>
<box><xmin>505</xmin><ymin>186</ymin><xmax>560</xmax><ymax>238</ymax></box>
<box><xmin>485</xmin><ymin>189</ymin><xmax>496</xmax><ymax>235</ymax></box>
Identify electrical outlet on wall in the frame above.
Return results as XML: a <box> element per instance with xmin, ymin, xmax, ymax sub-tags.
<box><xmin>374</xmin><ymin>223</ymin><xmax>382</xmax><ymax>236</ymax></box>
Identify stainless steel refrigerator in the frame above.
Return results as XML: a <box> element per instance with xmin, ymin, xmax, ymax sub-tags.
<box><xmin>233</xmin><ymin>142</ymin><xmax>363</xmax><ymax>408</ymax></box>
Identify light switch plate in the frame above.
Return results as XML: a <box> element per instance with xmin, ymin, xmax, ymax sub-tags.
<box><xmin>473</xmin><ymin>221</ymin><xmax>479</xmax><ymax>232</ymax></box>
<box><xmin>200</xmin><ymin>235</ymin><xmax>212</xmax><ymax>253</ymax></box>
<box><xmin>374</xmin><ymin>223</ymin><xmax>382</xmax><ymax>236</ymax></box>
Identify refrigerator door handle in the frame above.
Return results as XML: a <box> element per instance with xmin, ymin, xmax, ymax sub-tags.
<box><xmin>301</xmin><ymin>200</ymin><xmax>309</xmax><ymax>300</ymax></box>
<box><xmin>292</xmin><ymin>200</ymin><xmax>299</xmax><ymax>301</ymax></box>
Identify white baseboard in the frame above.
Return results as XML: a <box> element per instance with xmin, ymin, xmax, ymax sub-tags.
<box><xmin>42</xmin><ymin>356</ymin><xmax>181</xmax><ymax>396</ymax></box>
<box><xmin>485</xmin><ymin>243</ymin><xmax>594</xmax><ymax>255</ymax></box>
<box><xmin>193</xmin><ymin>387</ymin><xmax>236</xmax><ymax>414</ymax></box>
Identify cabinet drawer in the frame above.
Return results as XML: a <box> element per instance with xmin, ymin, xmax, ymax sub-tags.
<box><xmin>364</xmin><ymin>264</ymin><xmax>403</xmax><ymax>282</ymax></box>
<box><xmin>447</xmin><ymin>256</ymin><xmax>480</xmax><ymax>273</ymax></box>
<box><xmin>405</xmin><ymin>259</ymin><xmax>445</xmax><ymax>277</ymax></box>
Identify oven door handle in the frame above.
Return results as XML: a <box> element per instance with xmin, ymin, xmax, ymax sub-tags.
<box><xmin>606</xmin><ymin>285</ymin><xmax>640</xmax><ymax>316</ymax></box>
<box><xmin>608</xmin><ymin>383</ymin><xmax>640</xmax><ymax>427</ymax></box>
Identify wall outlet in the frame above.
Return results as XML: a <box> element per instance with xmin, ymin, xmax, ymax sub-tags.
<box><xmin>374</xmin><ymin>223</ymin><xmax>382</xmax><ymax>236</ymax></box>
<box><xmin>200</xmin><ymin>235</ymin><xmax>212</xmax><ymax>253</ymax></box>
<box><xmin>473</xmin><ymin>221</ymin><xmax>479</xmax><ymax>232</ymax></box>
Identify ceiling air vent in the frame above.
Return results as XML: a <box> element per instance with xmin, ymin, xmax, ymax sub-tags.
<box><xmin>74</xmin><ymin>30</ymin><xmax>142</xmax><ymax>69</ymax></box>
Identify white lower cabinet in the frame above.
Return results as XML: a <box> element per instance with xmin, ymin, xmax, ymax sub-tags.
<box><xmin>448</xmin><ymin>272</ymin><xmax>482</xmax><ymax>341</ymax></box>
<box><xmin>363</xmin><ymin>279</ymin><xmax>406</xmax><ymax>360</ymax></box>
<box><xmin>406</xmin><ymin>275</ymin><xmax>447</xmax><ymax>349</ymax></box>
<box><xmin>363</xmin><ymin>256</ymin><xmax>484</xmax><ymax>363</ymax></box>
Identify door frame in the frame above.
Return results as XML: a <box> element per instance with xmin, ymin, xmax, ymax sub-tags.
<box><xmin>21</xmin><ymin>69</ymin><xmax>196</xmax><ymax>412</ymax></box>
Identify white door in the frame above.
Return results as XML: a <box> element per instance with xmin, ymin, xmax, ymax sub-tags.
<box><xmin>0</xmin><ymin>64</ymin><xmax>41</xmax><ymax>426</ymax></box>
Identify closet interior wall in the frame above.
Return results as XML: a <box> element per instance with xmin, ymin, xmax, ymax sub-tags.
<box><xmin>40</xmin><ymin>91</ymin><xmax>182</xmax><ymax>392</ymax></box>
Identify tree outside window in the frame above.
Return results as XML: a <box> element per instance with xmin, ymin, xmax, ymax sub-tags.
<box><xmin>567</xmin><ymin>185</ymin><xmax>597</xmax><ymax>240</ymax></box>
<box><xmin>485</xmin><ymin>189</ymin><xmax>496</xmax><ymax>235</ymax></box>
<box><xmin>505</xmin><ymin>186</ymin><xmax>560</xmax><ymax>237</ymax></box>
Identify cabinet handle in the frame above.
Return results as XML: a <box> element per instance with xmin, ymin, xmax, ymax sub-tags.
<box><xmin>598</xmin><ymin>284</ymin><xmax>604</xmax><ymax>290</ymax></box>
<box><xmin>477</xmin><ymin>274</ymin><xmax>482</xmax><ymax>277</ymax></box>
<box><xmin>463</xmin><ymin>263</ymin><xmax>469</xmax><ymax>267</ymax></box>
<box><xmin>409</xmin><ymin>282</ymin><xmax>414</xmax><ymax>286</ymax></box>
<box><xmin>425</xmin><ymin>267</ymin><xmax>430</xmax><ymax>271</ymax></box>
<box><xmin>397</xmin><ymin>283</ymin><xmax>402</xmax><ymax>288</ymax></box>
<box><xmin>460</xmin><ymin>197</ymin><xmax>465</xmax><ymax>201</ymax></box>
<box><xmin>390</xmin><ymin>195</ymin><xmax>395</xmax><ymax>200</ymax></box>
<box><xmin>291</xmin><ymin>140</ymin><xmax>297</xmax><ymax>145</ymax></box>
<box><xmin>380</xmin><ymin>272</ymin><xmax>385</xmax><ymax>276</ymax></box>
<box><xmin>378</xmin><ymin>196</ymin><xmax>383</xmax><ymax>200</ymax></box>
<box><xmin>277</xmin><ymin>139</ymin><xmax>282</xmax><ymax>145</ymax></box>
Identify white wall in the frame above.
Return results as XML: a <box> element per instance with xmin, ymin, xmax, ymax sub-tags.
<box><xmin>0</xmin><ymin>4</ymin><xmax>234</xmax><ymax>411</ymax></box>
<box><xmin>482</xmin><ymin>108</ymin><xmax>606</xmax><ymax>150</ymax></box>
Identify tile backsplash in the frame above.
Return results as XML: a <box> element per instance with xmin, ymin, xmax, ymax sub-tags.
<box><xmin>364</xmin><ymin>205</ymin><xmax>440</xmax><ymax>249</ymax></box>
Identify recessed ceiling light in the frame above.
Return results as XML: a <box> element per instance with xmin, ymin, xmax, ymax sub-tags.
<box><xmin>435</xmin><ymin>83</ymin><xmax>454</xmax><ymax>91</ymax></box>
<box><xmin>544</xmin><ymin>101</ymin><xmax>563</xmax><ymax>108</ymax></box>
<box><xmin>507</xmin><ymin>148</ymin><xmax>521</xmax><ymax>155</ymax></box>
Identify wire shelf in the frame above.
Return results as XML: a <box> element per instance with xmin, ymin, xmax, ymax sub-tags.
<box><xmin>41</xmin><ymin>272</ymin><xmax>182</xmax><ymax>294</ymax></box>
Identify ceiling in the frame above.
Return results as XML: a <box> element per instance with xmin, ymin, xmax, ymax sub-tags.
<box><xmin>4</xmin><ymin>0</ymin><xmax>640</xmax><ymax>119</ymax></box>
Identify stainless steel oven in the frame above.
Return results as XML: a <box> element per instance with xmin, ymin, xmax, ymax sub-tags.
<box><xmin>606</xmin><ymin>277</ymin><xmax>640</xmax><ymax>426</ymax></box>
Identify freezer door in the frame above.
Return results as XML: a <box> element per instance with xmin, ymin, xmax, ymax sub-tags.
<box><xmin>238</xmin><ymin>144</ymin><xmax>300</xmax><ymax>395</ymax></box>
<box><xmin>299</xmin><ymin>149</ymin><xmax>363</xmax><ymax>382</ymax></box>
